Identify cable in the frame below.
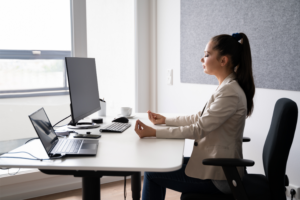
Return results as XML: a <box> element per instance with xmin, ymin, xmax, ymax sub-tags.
<box><xmin>8</xmin><ymin>168</ymin><xmax>20</xmax><ymax>176</ymax></box>
<box><xmin>0</xmin><ymin>152</ymin><xmax>65</xmax><ymax>176</ymax></box>
<box><xmin>0</xmin><ymin>156</ymin><xmax>51</xmax><ymax>161</ymax></box>
<box><xmin>52</xmin><ymin>115</ymin><xmax>71</xmax><ymax>127</ymax></box>
<box><xmin>25</xmin><ymin>137</ymin><xmax>39</xmax><ymax>144</ymax></box>
<box><xmin>54</xmin><ymin>124</ymin><xmax>68</xmax><ymax>127</ymax></box>
<box><xmin>0</xmin><ymin>167</ymin><xmax>20</xmax><ymax>175</ymax></box>
<box><xmin>124</xmin><ymin>176</ymin><xmax>127</xmax><ymax>200</ymax></box>
<box><xmin>0</xmin><ymin>151</ymin><xmax>66</xmax><ymax>161</ymax></box>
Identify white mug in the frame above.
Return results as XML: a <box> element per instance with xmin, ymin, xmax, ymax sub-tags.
<box><xmin>121</xmin><ymin>107</ymin><xmax>132</xmax><ymax>116</ymax></box>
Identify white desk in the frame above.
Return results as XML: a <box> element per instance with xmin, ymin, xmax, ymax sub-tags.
<box><xmin>0</xmin><ymin>113</ymin><xmax>185</xmax><ymax>200</ymax></box>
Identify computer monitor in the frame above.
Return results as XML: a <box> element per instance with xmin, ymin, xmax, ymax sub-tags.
<box><xmin>65</xmin><ymin>57</ymin><xmax>100</xmax><ymax>127</ymax></box>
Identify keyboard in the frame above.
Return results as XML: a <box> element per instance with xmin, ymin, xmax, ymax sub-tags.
<box><xmin>52</xmin><ymin>139</ymin><xmax>83</xmax><ymax>154</ymax></box>
<box><xmin>100</xmin><ymin>122</ymin><xmax>131</xmax><ymax>133</ymax></box>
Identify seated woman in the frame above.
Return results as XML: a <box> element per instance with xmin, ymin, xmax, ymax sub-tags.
<box><xmin>134</xmin><ymin>33</ymin><xmax>256</xmax><ymax>200</ymax></box>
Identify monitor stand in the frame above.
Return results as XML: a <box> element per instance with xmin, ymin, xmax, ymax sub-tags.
<box><xmin>68</xmin><ymin>121</ymin><xmax>100</xmax><ymax>129</ymax></box>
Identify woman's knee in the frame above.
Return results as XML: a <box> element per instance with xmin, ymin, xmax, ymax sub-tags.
<box><xmin>144</xmin><ymin>171</ymin><xmax>169</xmax><ymax>182</ymax></box>
<box><xmin>144</xmin><ymin>172</ymin><xmax>155</xmax><ymax>181</ymax></box>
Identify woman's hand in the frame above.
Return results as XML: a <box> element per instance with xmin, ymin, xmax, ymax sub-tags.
<box><xmin>135</xmin><ymin>120</ymin><xmax>156</xmax><ymax>138</ymax></box>
<box><xmin>147</xmin><ymin>110</ymin><xmax>166</xmax><ymax>125</ymax></box>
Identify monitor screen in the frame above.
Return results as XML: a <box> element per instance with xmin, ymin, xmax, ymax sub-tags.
<box><xmin>65</xmin><ymin>57</ymin><xmax>100</xmax><ymax>125</ymax></box>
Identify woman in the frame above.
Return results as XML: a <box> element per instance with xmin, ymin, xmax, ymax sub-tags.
<box><xmin>134</xmin><ymin>32</ymin><xmax>255</xmax><ymax>200</ymax></box>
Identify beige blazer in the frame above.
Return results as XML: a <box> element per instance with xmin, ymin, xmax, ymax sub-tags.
<box><xmin>156</xmin><ymin>73</ymin><xmax>247</xmax><ymax>180</ymax></box>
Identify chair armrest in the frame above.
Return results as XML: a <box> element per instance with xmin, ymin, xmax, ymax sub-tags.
<box><xmin>243</xmin><ymin>137</ymin><xmax>251</xmax><ymax>142</ymax></box>
<box><xmin>202</xmin><ymin>158</ymin><xmax>255</xmax><ymax>167</ymax></box>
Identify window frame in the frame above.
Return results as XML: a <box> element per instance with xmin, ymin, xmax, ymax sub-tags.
<box><xmin>0</xmin><ymin>0</ymin><xmax>74</xmax><ymax>99</ymax></box>
<box><xmin>0</xmin><ymin>50</ymin><xmax>71</xmax><ymax>98</ymax></box>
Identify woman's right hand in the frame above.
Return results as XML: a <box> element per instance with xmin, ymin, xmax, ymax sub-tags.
<box><xmin>147</xmin><ymin>110</ymin><xmax>166</xmax><ymax>125</ymax></box>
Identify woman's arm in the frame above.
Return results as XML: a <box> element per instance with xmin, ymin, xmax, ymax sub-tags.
<box><xmin>148</xmin><ymin>110</ymin><xmax>203</xmax><ymax>126</ymax></box>
<box><xmin>156</xmin><ymin>87</ymin><xmax>240</xmax><ymax>140</ymax></box>
<box><xmin>165</xmin><ymin>112</ymin><xmax>202</xmax><ymax>126</ymax></box>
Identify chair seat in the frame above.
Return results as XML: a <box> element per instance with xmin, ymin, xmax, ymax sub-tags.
<box><xmin>181</xmin><ymin>174</ymin><xmax>271</xmax><ymax>200</ymax></box>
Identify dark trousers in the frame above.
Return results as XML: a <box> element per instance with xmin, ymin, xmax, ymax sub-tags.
<box><xmin>142</xmin><ymin>157</ymin><xmax>222</xmax><ymax>200</ymax></box>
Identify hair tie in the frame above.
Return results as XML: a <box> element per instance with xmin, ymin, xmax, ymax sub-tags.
<box><xmin>232</xmin><ymin>33</ymin><xmax>242</xmax><ymax>41</ymax></box>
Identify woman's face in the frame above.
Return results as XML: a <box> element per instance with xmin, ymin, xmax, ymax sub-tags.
<box><xmin>201</xmin><ymin>41</ymin><xmax>222</xmax><ymax>75</ymax></box>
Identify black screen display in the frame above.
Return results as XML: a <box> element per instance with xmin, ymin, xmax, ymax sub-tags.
<box><xmin>65</xmin><ymin>57</ymin><xmax>101</xmax><ymax>124</ymax></box>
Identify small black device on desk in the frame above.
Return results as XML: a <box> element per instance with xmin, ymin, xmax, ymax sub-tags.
<box><xmin>99</xmin><ymin>117</ymin><xmax>131</xmax><ymax>133</ymax></box>
<box><xmin>74</xmin><ymin>134</ymin><xmax>101</xmax><ymax>139</ymax></box>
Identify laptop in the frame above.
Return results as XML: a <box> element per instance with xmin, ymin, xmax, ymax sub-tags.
<box><xmin>28</xmin><ymin>108</ymin><xmax>98</xmax><ymax>157</ymax></box>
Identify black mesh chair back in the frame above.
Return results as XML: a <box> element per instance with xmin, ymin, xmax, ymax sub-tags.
<box><xmin>262</xmin><ymin>98</ymin><xmax>298</xmax><ymax>200</ymax></box>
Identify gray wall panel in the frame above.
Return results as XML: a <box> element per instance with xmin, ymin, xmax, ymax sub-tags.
<box><xmin>181</xmin><ymin>0</ymin><xmax>300</xmax><ymax>91</ymax></box>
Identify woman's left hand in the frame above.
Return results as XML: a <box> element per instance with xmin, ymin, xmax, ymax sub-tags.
<box><xmin>135</xmin><ymin>120</ymin><xmax>156</xmax><ymax>138</ymax></box>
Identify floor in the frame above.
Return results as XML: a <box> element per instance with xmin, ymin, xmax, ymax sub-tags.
<box><xmin>27</xmin><ymin>177</ymin><xmax>182</xmax><ymax>200</ymax></box>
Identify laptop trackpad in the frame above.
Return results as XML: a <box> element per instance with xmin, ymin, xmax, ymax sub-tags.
<box><xmin>81</xmin><ymin>143</ymin><xmax>97</xmax><ymax>149</ymax></box>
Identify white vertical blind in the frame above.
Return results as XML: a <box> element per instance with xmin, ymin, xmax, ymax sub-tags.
<box><xmin>86</xmin><ymin>0</ymin><xmax>135</xmax><ymax>116</ymax></box>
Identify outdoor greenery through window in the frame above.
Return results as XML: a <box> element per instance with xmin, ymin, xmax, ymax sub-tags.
<box><xmin>0</xmin><ymin>0</ymin><xmax>72</xmax><ymax>98</ymax></box>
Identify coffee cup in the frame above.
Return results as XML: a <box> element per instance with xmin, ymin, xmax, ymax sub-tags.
<box><xmin>121</xmin><ymin>107</ymin><xmax>132</xmax><ymax>116</ymax></box>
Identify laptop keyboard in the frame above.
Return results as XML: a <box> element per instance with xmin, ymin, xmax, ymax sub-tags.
<box><xmin>100</xmin><ymin>122</ymin><xmax>131</xmax><ymax>133</ymax></box>
<box><xmin>52</xmin><ymin>139</ymin><xmax>83</xmax><ymax>154</ymax></box>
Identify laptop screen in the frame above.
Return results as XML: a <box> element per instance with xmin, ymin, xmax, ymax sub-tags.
<box><xmin>29</xmin><ymin>108</ymin><xmax>58</xmax><ymax>153</ymax></box>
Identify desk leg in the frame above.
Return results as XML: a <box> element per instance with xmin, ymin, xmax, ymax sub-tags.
<box><xmin>131</xmin><ymin>172</ymin><xmax>141</xmax><ymax>200</ymax></box>
<box><xmin>82</xmin><ymin>177</ymin><xmax>100</xmax><ymax>200</ymax></box>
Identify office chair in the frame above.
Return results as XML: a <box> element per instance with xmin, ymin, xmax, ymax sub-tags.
<box><xmin>181</xmin><ymin>98</ymin><xmax>298</xmax><ymax>200</ymax></box>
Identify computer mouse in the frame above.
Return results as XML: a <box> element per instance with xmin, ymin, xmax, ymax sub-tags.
<box><xmin>112</xmin><ymin>117</ymin><xmax>129</xmax><ymax>123</ymax></box>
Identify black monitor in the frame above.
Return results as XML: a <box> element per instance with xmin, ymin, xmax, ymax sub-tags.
<box><xmin>65</xmin><ymin>57</ymin><xmax>100</xmax><ymax>127</ymax></box>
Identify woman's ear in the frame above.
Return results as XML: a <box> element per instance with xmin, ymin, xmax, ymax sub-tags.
<box><xmin>220</xmin><ymin>55</ymin><xmax>229</xmax><ymax>67</ymax></box>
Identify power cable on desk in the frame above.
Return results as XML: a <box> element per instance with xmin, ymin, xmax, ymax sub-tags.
<box><xmin>25</xmin><ymin>137</ymin><xmax>39</xmax><ymax>144</ymax></box>
<box><xmin>53</xmin><ymin>115</ymin><xmax>71</xmax><ymax>127</ymax></box>
<box><xmin>54</xmin><ymin>124</ymin><xmax>68</xmax><ymax>127</ymax></box>
<box><xmin>0</xmin><ymin>152</ymin><xmax>66</xmax><ymax>176</ymax></box>
<box><xmin>0</xmin><ymin>151</ymin><xmax>66</xmax><ymax>161</ymax></box>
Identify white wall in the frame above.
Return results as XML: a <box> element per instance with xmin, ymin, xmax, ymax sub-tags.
<box><xmin>86</xmin><ymin>0</ymin><xmax>135</xmax><ymax>116</ymax></box>
<box><xmin>0</xmin><ymin>96</ymin><xmax>70</xmax><ymax>141</ymax></box>
<box><xmin>156</xmin><ymin>0</ymin><xmax>300</xmax><ymax>187</ymax></box>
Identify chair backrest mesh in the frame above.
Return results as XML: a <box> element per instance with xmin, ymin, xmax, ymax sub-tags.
<box><xmin>263</xmin><ymin>98</ymin><xmax>298</xmax><ymax>200</ymax></box>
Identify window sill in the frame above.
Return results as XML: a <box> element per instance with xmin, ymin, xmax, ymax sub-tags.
<box><xmin>0</xmin><ymin>95</ymin><xmax>70</xmax><ymax>106</ymax></box>
<box><xmin>0</xmin><ymin>90</ymin><xmax>69</xmax><ymax>99</ymax></box>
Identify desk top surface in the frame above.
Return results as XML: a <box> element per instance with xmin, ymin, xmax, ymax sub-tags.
<box><xmin>0</xmin><ymin>113</ymin><xmax>185</xmax><ymax>172</ymax></box>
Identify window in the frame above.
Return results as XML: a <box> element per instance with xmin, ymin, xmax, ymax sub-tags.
<box><xmin>0</xmin><ymin>0</ymin><xmax>72</xmax><ymax>98</ymax></box>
